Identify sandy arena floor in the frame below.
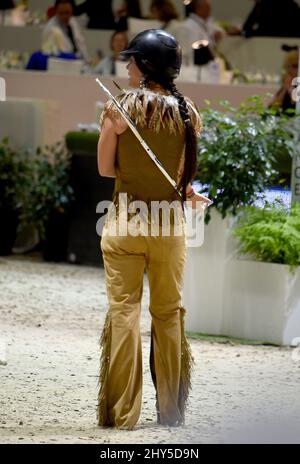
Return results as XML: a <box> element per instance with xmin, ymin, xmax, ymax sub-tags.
<box><xmin>0</xmin><ymin>256</ymin><xmax>300</xmax><ymax>444</ymax></box>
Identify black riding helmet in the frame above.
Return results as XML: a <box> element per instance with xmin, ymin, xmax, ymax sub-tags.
<box><xmin>120</xmin><ymin>29</ymin><xmax>182</xmax><ymax>80</ymax></box>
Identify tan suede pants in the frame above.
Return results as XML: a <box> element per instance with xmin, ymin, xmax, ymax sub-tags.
<box><xmin>97</xmin><ymin>212</ymin><xmax>194</xmax><ymax>430</ymax></box>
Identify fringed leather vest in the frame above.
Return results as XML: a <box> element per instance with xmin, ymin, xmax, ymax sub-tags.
<box><xmin>100</xmin><ymin>88</ymin><xmax>202</xmax><ymax>225</ymax></box>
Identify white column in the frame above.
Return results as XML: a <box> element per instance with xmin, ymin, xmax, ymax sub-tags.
<box><xmin>0</xmin><ymin>77</ymin><xmax>6</xmax><ymax>101</ymax></box>
<box><xmin>297</xmin><ymin>48</ymin><xmax>300</xmax><ymax>114</ymax></box>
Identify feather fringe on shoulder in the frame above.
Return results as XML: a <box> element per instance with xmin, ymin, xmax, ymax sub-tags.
<box><xmin>99</xmin><ymin>88</ymin><xmax>203</xmax><ymax>137</ymax></box>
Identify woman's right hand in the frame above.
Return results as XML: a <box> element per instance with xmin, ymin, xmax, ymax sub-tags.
<box><xmin>186</xmin><ymin>192</ymin><xmax>213</xmax><ymax>210</ymax></box>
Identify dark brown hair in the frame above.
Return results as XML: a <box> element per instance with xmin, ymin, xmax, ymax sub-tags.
<box><xmin>167</xmin><ymin>82</ymin><xmax>198</xmax><ymax>203</ymax></box>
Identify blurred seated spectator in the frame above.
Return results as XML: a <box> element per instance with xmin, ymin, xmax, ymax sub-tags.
<box><xmin>43</xmin><ymin>0</ymin><xmax>89</xmax><ymax>61</ymax></box>
<box><xmin>115</xmin><ymin>0</ymin><xmax>142</xmax><ymax>31</ymax></box>
<box><xmin>150</xmin><ymin>0</ymin><xmax>178</xmax><ymax>29</ymax></box>
<box><xmin>183</xmin><ymin>0</ymin><xmax>225</xmax><ymax>47</ymax></box>
<box><xmin>74</xmin><ymin>0</ymin><xmax>115</xmax><ymax>29</ymax></box>
<box><xmin>269</xmin><ymin>48</ymin><xmax>299</xmax><ymax>114</ymax></box>
<box><xmin>182</xmin><ymin>0</ymin><xmax>225</xmax><ymax>64</ymax></box>
<box><xmin>91</xmin><ymin>31</ymin><xmax>128</xmax><ymax>75</ymax></box>
<box><xmin>149</xmin><ymin>1</ymin><xmax>189</xmax><ymax>57</ymax></box>
<box><xmin>26</xmin><ymin>27</ymin><xmax>77</xmax><ymax>71</ymax></box>
<box><xmin>242</xmin><ymin>0</ymin><xmax>300</xmax><ymax>38</ymax></box>
<box><xmin>10</xmin><ymin>1</ymin><xmax>29</xmax><ymax>26</ymax></box>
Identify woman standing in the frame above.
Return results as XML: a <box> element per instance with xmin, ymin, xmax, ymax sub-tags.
<box><xmin>97</xmin><ymin>29</ymin><xmax>211</xmax><ymax>429</ymax></box>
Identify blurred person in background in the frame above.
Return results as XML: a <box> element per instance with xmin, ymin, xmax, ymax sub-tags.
<box><xmin>150</xmin><ymin>0</ymin><xmax>179</xmax><ymax>30</ymax></box>
<box><xmin>183</xmin><ymin>0</ymin><xmax>225</xmax><ymax>48</ymax></box>
<box><xmin>26</xmin><ymin>27</ymin><xmax>77</xmax><ymax>71</ymax></box>
<box><xmin>242</xmin><ymin>0</ymin><xmax>300</xmax><ymax>38</ymax></box>
<box><xmin>269</xmin><ymin>48</ymin><xmax>299</xmax><ymax>114</ymax></box>
<box><xmin>181</xmin><ymin>0</ymin><xmax>225</xmax><ymax>66</ymax></box>
<box><xmin>150</xmin><ymin>0</ymin><xmax>188</xmax><ymax>59</ymax></box>
<box><xmin>115</xmin><ymin>0</ymin><xmax>142</xmax><ymax>31</ymax></box>
<box><xmin>43</xmin><ymin>0</ymin><xmax>89</xmax><ymax>61</ymax></box>
<box><xmin>91</xmin><ymin>30</ymin><xmax>128</xmax><ymax>75</ymax></box>
<box><xmin>73</xmin><ymin>0</ymin><xmax>115</xmax><ymax>30</ymax></box>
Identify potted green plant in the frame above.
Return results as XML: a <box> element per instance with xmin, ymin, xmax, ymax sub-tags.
<box><xmin>218</xmin><ymin>202</ymin><xmax>300</xmax><ymax>346</ymax></box>
<box><xmin>0</xmin><ymin>138</ymin><xmax>30</xmax><ymax>255</ymax></box>
<box><xmin>196</xmin><ymin>95</ymin><xmax>299</xmax><ymax>223</ymax></box>
<box><xmin>21</xmin><ymin>141</ymin><xmax>74</xmax><ymax>262</ymax></box>
<box><xmin>183</xmin><ymin>95</ymin><xmax>300</xmax><ymax>341</ymax></box>
<box><xmin>233</xmin><ymin>202</ymin><xmax>300</xmax><ymax>270</ymax></box>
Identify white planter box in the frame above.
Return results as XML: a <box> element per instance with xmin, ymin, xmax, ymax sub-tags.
<box><xmin>182</xmin><ymin>209</ymin><xmax>300</xmax><ymax>345</ymax></box>
<box><xmin>183</xmin><ymin>209</ymin><xmax>235</xmax><ymax>335</ymax></box>
<box><xmin>222</xmin><ymin>260</ymin><xmax>300</xmax><ymax>346</ymax></box>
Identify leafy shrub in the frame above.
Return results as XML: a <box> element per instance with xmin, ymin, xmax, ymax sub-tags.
<box><xmin>233</xmin><ymin>201</ymin><xmax>300</xmax><ymax>271</ymax></box>
<box><xmin>20</xmin><ymin>141</ymin><xmax>74</xmax><ymax>239</ymax></box>
<box><xmin>196</xmin><ymin>96</ymin><xmax>300</xmax><ymax>223</ymax></box>
<box><xmin>0</xmin><ymin>137</ymin><xmax>30</xmax><ymax>212</ymax></box>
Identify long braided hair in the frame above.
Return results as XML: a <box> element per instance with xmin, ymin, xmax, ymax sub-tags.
<box><xmin>167</xmin><ymin>81</ymin><xmax>198</xmax><ymax>203</ymax></box>
<box><xmin>139</xmin><ymin>72</ymin><xmax>198</xmax><ymax>203</ymax></box>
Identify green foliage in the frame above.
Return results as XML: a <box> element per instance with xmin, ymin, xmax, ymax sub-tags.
<box><xmin>0</xmin><ymin>138</ymin><xmax>74</xmax><ymax>240</ymax></box>
<box><xmin>197</xmin><ymin>95</ymin><xmax>300</xmax><ymax>223</ymax></box>
<box><xmin>233</xmin><ymin>201</ymin><xmax>300</xmax><ymax>271</ymax></box>
<box><xmin>20</xmin><ymin>141</ymin><xmax>74</xmax><ymax>239</ymax></box>
<box><xmin>0</xmin><ymin>138</ymin><xmax>31</xmax><ymax>211</ymax></box>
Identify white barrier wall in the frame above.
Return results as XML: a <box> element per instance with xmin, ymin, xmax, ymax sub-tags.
<box><xmin>0</xmin><ymin>70</ymin><xmax>277</xmax><ymax>144</ymax></box>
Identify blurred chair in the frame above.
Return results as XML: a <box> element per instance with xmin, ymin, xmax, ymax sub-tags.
<box><xmin>47</xmin><ymin>58</ymin><xmax>83</xmax><ymax>75</ymax></box>
<box><xmin>177</xmin><ymin>65</ymin><xmax>198</xmax><ymax>82</ymax></box>
<box><xmin>127</xmin><ymin>18</ymin><xmax>161</xmax><ymax>36</ymax></box>
<box><xmin>115</xmin><ymin>60</ymin><xmax>128</xmax><ymax>77</ymax></box>
<box><xmin>0</xmin><ymin>77</ymin><xmax>6</xmax><ymax>101</ymax></box>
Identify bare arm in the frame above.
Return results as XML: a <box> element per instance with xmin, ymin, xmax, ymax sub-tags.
<box><xmin>97</xmin><ymin>117</ymin><xmax>118</xmax><ymax>178</ymax></box>
<box><xmin>97</xmin><ymin>112</ymin><xmax>128</xmax><ymax>177</ymax></box>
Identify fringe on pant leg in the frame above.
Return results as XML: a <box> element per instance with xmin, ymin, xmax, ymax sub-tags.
<box><xmin>149</xmin><ymin>322</ymin><xmax>160</xmax><ymax>424</ymax></box>
<box><xmin>150</xmin><ymin>308</ymin><xmax>194</xmax><ymax>426</ymax></box>
<box><xmin>96</xmin><ymin>311</ymin><xmax>112</xmax><ymax>427</ymax></box>
<box><xmin>178</xmin><ymin>306</ymin><xmax>195</xmax><ymax>425</ymax></box>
